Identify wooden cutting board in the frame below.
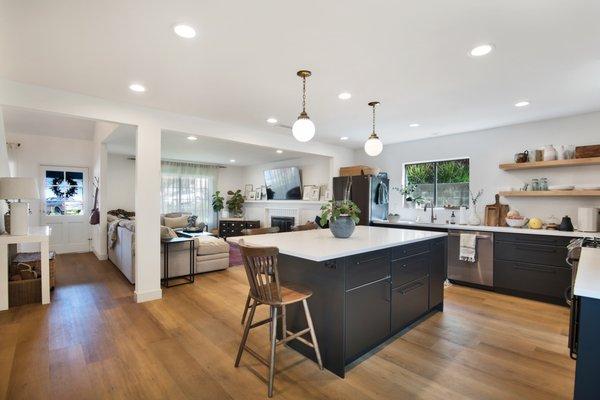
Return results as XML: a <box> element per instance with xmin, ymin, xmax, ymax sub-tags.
<box><xmin>485</xmin><ymin>194</ymin><xmax>509</xmax><ymax>227</ymax></box>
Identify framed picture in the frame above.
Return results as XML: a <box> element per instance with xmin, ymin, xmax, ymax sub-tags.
<box><xmin>248</xmin><ymin>191</ymin><xmax>256</xmax><ymax>200</ymax></box>
<box><xmin>302</xmin><ymin>185</ymin><xmax>314</xmax><ymax>201</ymax></box>
<box><xmin>320</xmin><ymin>190</ymin><xmax>330</xmax><ymax>202</ymax></box>
<box><xmin>309</xmin><ymin>187</ymin><xmax>320</xmax><ymax>201</ymax></box>
<box><xmin>244</xmin><ymin>184</ymin><xmax>253</xmax><ymax>199</ymax></box>
<box><xmin>254</xmin><ymin>189</ymin><xmax>262</xmax><ymax>200</ymax></box>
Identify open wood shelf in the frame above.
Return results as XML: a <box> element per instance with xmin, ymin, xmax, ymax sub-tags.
<box><xmin>499</xmin><ymin>157</ymin><xmax>600</xmax><ymax>170</ymax></box>
<box><xmin>500</xmin><ymin>190</ymin><xmax>600</xmax><ymax>197</ymax></box>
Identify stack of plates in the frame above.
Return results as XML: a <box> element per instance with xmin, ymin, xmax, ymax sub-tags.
<box><xmin>548</xmin><ymin>185</ymin><xmax>574</xmax><ymax>191</ymax></box>
<box><xmin>574</xmin><ymin>184</ymin><xmax>600</xmax><ymax>190</ymax></box>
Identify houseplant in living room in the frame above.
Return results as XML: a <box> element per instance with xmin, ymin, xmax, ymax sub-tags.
<box><xmin>319</xmin><ymin>199</ymin><xmax>361</xmax><ymax>238</ymax></box>
<box><xmin>226</xmin><ymin>189</ymin><xmax>245</xmax><ymax>218</ymax></box>
<box><xmin>212</xmin><ymin>191</ymin><xmax>225</xmax><ymax>223</ymax></box>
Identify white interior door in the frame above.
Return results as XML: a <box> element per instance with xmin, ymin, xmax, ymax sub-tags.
<box><xmin>40</xmin><ymin>166</ymin><xmax>90</xmax><ymax>254</ymax></box>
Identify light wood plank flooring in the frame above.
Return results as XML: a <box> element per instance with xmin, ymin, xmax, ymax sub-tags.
<box><xmin>0</xmin><ymin>253</ymin><xmax>575</xmax><ymax>399</ymax></box>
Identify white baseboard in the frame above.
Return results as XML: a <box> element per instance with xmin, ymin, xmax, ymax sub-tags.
<box><xmin>92</xmin><ymin>248</ymin><xmax>108</xmax><ymax>260</ymax></box>
<box><xmin>134</xmin><ymin>288</ymin><xmax>162</xmax><ymax>303</ymax></box>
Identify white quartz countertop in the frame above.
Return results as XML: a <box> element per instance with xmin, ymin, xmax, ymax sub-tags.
<box><xmin>372</xmin><ymin>219</ymin><xmax>600</xmax><ymax>238</ymax></box>
<box><xmin>574</xmin><ymin>247</ymin><xmax>600</xmax><ymax>299</ymax></box>
<box><xmin>227</xmin><ymin>225</ymin><xmax>447</xmax><ymax>262</ymax></box>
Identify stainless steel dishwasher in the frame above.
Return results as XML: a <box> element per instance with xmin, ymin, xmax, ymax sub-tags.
<box><xmin>447</xmin><ymin>229</ymin><xmax>494</xmax><ymax>287</ymax></box>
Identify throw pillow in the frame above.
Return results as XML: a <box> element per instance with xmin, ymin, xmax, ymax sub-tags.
<box><xmin>163</xmin><ymin>215</ymin><xmax>189</xmax><ymax>229</ymax></box>
<box><xmin>160</xmin><ymin>225</ymin><xmax>178</xmax><ymax>239</ymax></box>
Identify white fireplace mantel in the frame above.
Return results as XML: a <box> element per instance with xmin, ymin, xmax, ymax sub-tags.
<box><xmin>243</xmin><ymin>200</ymin><xmax>326</xmax><ymax>227</ymax></box>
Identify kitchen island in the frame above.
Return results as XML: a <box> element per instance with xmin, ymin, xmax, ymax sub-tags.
<box><xmin>227</xmin><ymin>225</ymin><xmax>447</xmax><ymax>377</ymax></box>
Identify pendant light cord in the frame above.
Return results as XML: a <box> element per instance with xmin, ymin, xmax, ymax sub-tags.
<box><xmin>302</xmin><ymin>76</ymin><xmax>307</xmax><ymax>113</ymax></box>
<box><xmin>372</xmin><ymin>103</ymin><xmax>376</xmax><ymax>134</ymax></box>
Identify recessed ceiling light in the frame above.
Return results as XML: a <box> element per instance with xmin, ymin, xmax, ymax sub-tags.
<box><xmin>340</xmin><ymin>136</ymin><xmax>349</xmax><ymax>141</ymax></box>
<box><xmin>129</xmin><ymin>83</ymin><xmax>146</xmax><ymax>92</ymax></box>
<box><xmin>409</xmin><ymin>123</ymin><xmax>420</xmax><ymax>128</ymax></box>
<box><xmin>229</xmin><ymin>159</ymin><xmax>236</xmax><ymax>163</ymax></box>
<box><xmin>173</xmin><ymin>24</ymin><xmax>196</xmax><ymax>38</ymax></box>
<box><xmin>187</xmin><ymin>136</ymin><xmax>198</xmax><ymax>141</ymax></box>
<box><xmin>276</xmin><ymin>149</ymin><xmax>283</xmax><ymax>154</ymax></box>
<box><xmin>338</xmin><ymin>92</ymin><xmax>352</xmax><ymax>100</ymax></box>
<box><xmin>469</xmin><ymin>44</ymin><xmax>494</xmax><ymax>57</ymax></box>
<box><xmin>514</xmin><ymin>100</ymin><xmax>530</xmax><ymax>107</ymax></box>
<box><xmin>266</xmin><ymin>117</ymin><xmax>278</xmax><ymax>124</ymax></box>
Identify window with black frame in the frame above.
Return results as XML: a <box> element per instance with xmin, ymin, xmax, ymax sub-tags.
<box><xmin>404</xmin><ymin>158</ymin><xmax>470</xmax><ymax>208</ymax></box>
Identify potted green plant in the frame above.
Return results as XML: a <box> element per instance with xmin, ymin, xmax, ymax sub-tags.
<box><xmin>392</xmin><ymin>184</ymin><xmax>423</xmax><ymax>208</ymax></box>
<box><xmin>226</xmin><ymin>189</ymin><xmax>245</xmax><ymax>218</ymax></box>
<box><xmin>319</xmin><ymin>200</ymin><xmax>361</xmax><ymax>238</ymax></box>
<box><xmin>212</xmin><ymin>191</ymin><xmax>224</xmax><ymax>223</ymax></box>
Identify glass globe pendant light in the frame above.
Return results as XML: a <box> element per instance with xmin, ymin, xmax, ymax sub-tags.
<box><xmin>292</xmin><ymin>70</ymin><xmax>315</xmax><ymax>142</ymax></box>
<box><xmin>364</xmin><ymin>101</ymin><xmax>383</xmax><ymax>156</ymax></box>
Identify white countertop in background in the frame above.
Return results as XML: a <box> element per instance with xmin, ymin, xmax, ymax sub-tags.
<box><xmin>372</xmin><ymin>219</ymin><xmax>600</xmax><ymax>238</ymax></box>
<box><xmin>227</xmin><ymin>225</ymin><xmax>447</xmax><ymax>262</ymax></box>
<box><xmin>574</xmin><ymin>247</ymin><xmax>600</xmax><ymax>299</ymax></box>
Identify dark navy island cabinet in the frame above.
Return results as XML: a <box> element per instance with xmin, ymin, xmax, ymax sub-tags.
<box><xmin>276</xmin><ymin>236</ymin><xmax>447</xmax><ymax>378</ymax></box>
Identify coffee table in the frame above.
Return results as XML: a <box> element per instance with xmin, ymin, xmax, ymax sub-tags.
<box><xmin>177</xmin><ymin>230</ymin><xmax>215</xmax><ymax>238</ymax></box>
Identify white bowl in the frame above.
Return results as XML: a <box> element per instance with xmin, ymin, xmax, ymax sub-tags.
<box><xmin>387</xmin><ymin>215</ymin><xmax>402</xmax><ymax>223</ymax></box>
<box><xmin>505</xmin><ymin>217</ymin><xmax>529</xmax><ymax>228</ymax></box>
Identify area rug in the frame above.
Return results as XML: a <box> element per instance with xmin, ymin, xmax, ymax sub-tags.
<box><xmin>229</xmin><ymin>243</ymin><xmax>242</xmax><ymax>267</ymax></box>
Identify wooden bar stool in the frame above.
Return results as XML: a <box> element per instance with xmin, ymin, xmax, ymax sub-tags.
<box><xmin>239</xmin><ymin>226</ymin><xmax>280</xmax><ymax>326</ymax></box>
<box><xmin>235</xmin><ymin>240</ymin><xmax>323</xmax><ymax>397</ymax></box>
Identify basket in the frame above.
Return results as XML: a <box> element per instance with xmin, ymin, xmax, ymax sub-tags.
<box><xmin>11</xmin><ymin>251</ymin><xmax>56</xmax><ymax>289</ymax></box>
<box><xmin>9</xmin><ymin>278</ymin><xmax>42</xmax><ymax>307</ymax></box>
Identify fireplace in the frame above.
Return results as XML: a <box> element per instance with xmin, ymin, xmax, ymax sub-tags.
<box><xmin>271</xmin><ymin>216</ymin><xmax>295</xmax><ymax>233</ymax></box>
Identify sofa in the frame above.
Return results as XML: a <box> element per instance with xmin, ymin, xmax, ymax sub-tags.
<box><xmin>107</xmin><ymin>212</ymin><xmax>230</xmax><ymax>284</ymax></box>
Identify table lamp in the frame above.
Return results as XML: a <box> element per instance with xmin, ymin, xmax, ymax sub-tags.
<box><xmin>0</xmin><ymin>177</ymin><xmax>40</xmax><ymax>235</ymax></box>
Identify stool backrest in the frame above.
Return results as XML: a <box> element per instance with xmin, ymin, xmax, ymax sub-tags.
<box><xmin>238</xmin><ymin>240</ymin><xmax>281</xmax><ymax>303</ymax></box>
<box><xmin>291</xmin><ymin>221</ymin><xmax>318</xmax><ymax>231</ymax></box>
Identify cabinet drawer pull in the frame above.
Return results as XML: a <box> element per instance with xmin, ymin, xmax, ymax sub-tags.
<box><xmin>515</xmin><ymin>245</ymin><xmax>557</xmax><ymax>254</ymax></box>
<box><xmin>396</xmin><ymin>280</ymin><xmax>425</xmax><ymax>295</ymax></box>
<box><xmin>355</xmin><ymin>255</ymin><xmax>386</xmax><ymax>265</ymax></box>
<box><xmin>514</xmin><ymin>264</ymin><xmax>556</xmax><ymax>274</ymax></box>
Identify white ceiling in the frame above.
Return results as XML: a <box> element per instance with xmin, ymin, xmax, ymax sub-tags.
<box><xmin>106</xmin><ymin>128</ymin><xmax>318</xmax><ymax>166</ymax></box>
<box><xmin>2</xmin><ymin>106</ymin><xmax>96</xmax><ymax>140</ymax></box>
<box><xmin>1</xmin><ymin>1</ymin><xmax>600</xmax><ymax>147</ymax></box>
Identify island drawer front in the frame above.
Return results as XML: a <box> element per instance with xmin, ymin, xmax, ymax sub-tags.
<box><xmin>346</xmin><ymin>279</ymin><xmax>391</xmax><ymax>361</ymax></box>
<box><xmin>391</xmin><ymin>276</ymin><xmax>429</xmax><ymax>333</ymax></box>
<box><xmin>494</xmin><ymin>260</ymin><xmax>571</xmax><ymax>299</ymax></box>
<box><xmin>494</xmin><ymin>233</ymin><xmax>573</xmax><ymax>247</ymax></box>
<box><xmin>392</xmin><ymin>241</ymin><xmax>430</xmax><ymax>261</ymax></box>
<box><xmin>391</xmin><ymin>253</ymin><xmax>430</xmax><ymax>288</ymax></box>
<box><xmin>495</xmin><ymin>240</ymin><xmax>569</xmax><ymax>267</ymax></box>
<box><xmin>346</xmin><ymin>250</ymin><xmax>390</xmax><ymax>290</ymax></box>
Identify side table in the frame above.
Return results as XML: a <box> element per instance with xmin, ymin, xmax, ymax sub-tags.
<box><xmin>161</xmin><ymin>237</ymin><xmax>195</xmax><ymax>288</ymax></box>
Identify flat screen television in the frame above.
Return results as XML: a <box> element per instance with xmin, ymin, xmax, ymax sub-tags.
<box><xmin>263</xmin><ymin>167</ymin><xmax>302</xmax><ymax>200</ymax></box>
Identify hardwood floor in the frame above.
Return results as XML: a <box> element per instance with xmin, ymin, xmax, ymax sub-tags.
<box><xmin>0</xmin><ymin>253</ymin><xmax>575</xmax><ymax>399</ymax></box>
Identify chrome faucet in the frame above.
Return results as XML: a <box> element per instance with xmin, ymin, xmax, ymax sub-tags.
<box><xmin>423</xmin><ymin>202</ymin><xmax>437</xmax><ymax>223</ymax></box>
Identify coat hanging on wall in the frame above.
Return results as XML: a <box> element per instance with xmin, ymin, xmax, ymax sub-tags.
<box><xmin>89</xmin><ymin>176</ymin><xmax>100</xmax><ymax>225</ymax></box>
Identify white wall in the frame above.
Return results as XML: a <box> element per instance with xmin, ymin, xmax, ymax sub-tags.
<box><xmin>354</xmin><ymin>111</ymin><xmax>600</xmax><ymax>227</ymax></box>
<box><xmin>217</xmin><ymin>166</ymin><xmax>244</xmax><ymax>194</ymax></box>
<box><xmin>6</xmin><ymin>132</ymin><xmax>94</xmax><ymax>228</ymax></box>
<box><xmin>242</xmin><ymin>155</ymin><xmax>333</xmax><ymax>193</ymax></box>
<box><xmin>106</xmin><ymin>153</ymin><xmax>135</xmax><ymax>211</ymax></box>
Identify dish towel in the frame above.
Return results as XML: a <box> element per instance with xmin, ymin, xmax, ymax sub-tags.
<box><xmin>459</xmin><ymin>233</ymin><xmax>477</xmax><ymax>262</ymax></box>
<box><xmin>376</xmin><ymin>182</ymin><xmax>389</xmax><ymax>205</ymax></box>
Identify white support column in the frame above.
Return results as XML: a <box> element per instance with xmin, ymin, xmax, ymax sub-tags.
<box><xmin>133</xmin><ymin>123</ymin><xmax>162</xmax><ymax>303</ymax></box>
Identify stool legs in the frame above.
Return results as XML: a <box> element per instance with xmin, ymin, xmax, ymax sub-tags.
<box><xmin>241</xmin><ymin>292</ymin><xmax>251</xmax><ymax>325</ymax></box>
<box><xmin>302</xmin><ymin>299</ymin><xmax>323</xmax><ymax>370</ymax></box>
<box><xmin>268</xmin><ymin>306</ymin><xmax>278</xmax><ymax>397</ymax></box>
<box><xmin>235</xmin><ymin>299</ymin><xmax>256</xmax><ymax>367</ymax></box>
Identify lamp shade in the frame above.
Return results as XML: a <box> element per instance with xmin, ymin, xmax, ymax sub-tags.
<box><xmin>0</xmin><ymin>177</ymin><xmax>40</xmax><ymax>200</ymax></box>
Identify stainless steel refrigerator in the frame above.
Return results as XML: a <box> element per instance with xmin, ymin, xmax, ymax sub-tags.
<box><xmin>332</xmin><ymin>175</ymin><xmax>389</xmax><ymax>225</ymax></box>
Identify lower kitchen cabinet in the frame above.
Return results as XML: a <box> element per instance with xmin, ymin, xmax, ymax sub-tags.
<box><xmin>430</xmin><ymin>238</ymin><xmax>446</xmax><ymax>308</ymax></box>
<box><xmin>494</xmin><ymin>260</ymin><xmax>571</xmax><ymax>300</ymax></box>
<box><xmin>391</xmin><ymin>276</ymin><xmax>429</xmax><ymax>332</ymax></box>
<box><xmin>346</xmin><ymin>279</ymin><xmax>391</xmax><ymax>361</ymax></box>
